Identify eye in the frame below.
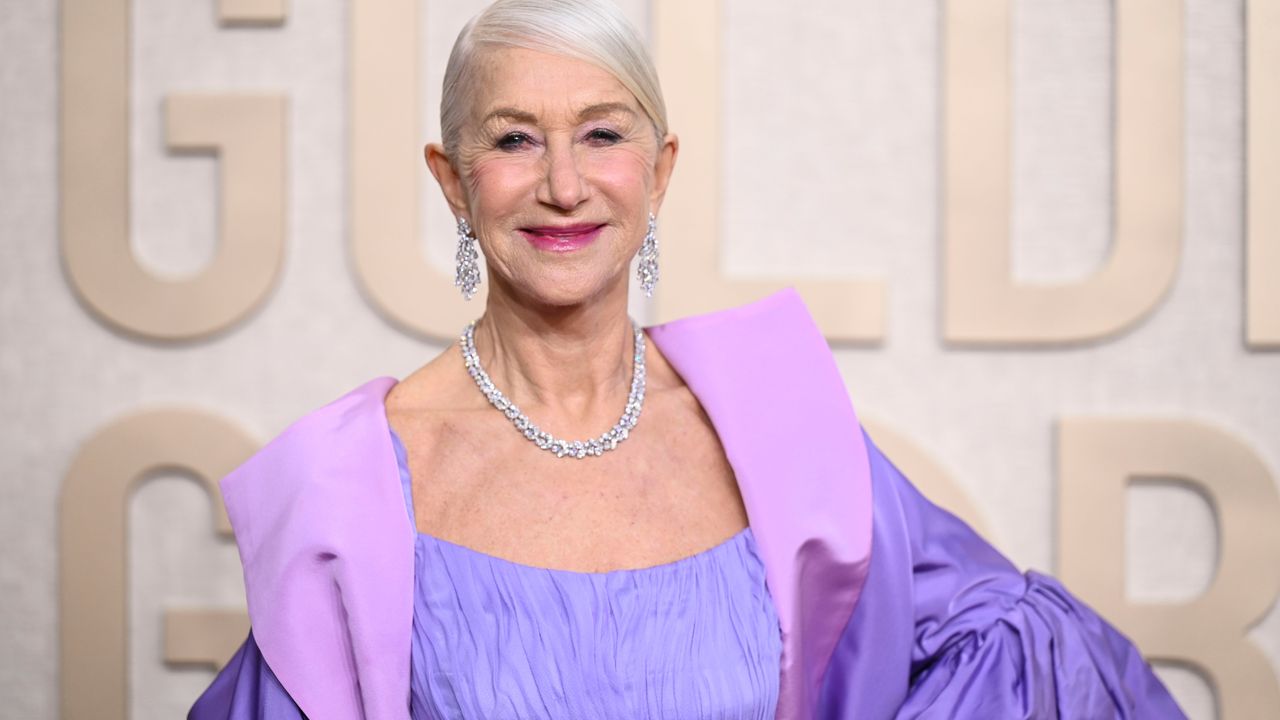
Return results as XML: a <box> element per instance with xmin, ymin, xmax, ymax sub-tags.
<box><xmin>584</xmin><ymin>128</ymin><xmax>622</xmax><ymax>145</ymax></box>
<box><xmin>496</xmin><ymin>132</ymin><xmax>532</xmax><ymax>150</ymax></box>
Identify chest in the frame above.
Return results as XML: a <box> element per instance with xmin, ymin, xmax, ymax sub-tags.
<box><xmin>397</xmin><ymin>397</ymin><xmax>748</xmax><ymax>573</ymax></box>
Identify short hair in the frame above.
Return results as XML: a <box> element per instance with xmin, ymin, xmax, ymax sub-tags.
<box><xmin>440</xmin><ymin>0</ymin><xmax>668</xmax><ymax>159</ymax></box>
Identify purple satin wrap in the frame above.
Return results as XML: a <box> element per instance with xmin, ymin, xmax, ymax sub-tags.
<box><xmin>189</xmin><ymin>631</ymin><xmax>302</xmax><ymax>719</ymax></box>
<box><xmin>817</xmin><ymin>432</ymin><xmax>1186</xmax><ymax>718</ymax></box>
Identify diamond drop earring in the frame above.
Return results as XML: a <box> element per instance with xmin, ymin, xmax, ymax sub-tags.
<box><xmin>455</xmin><ymin>217</ymin><xmax>481</xmax><ymax>300</ymax></box>
<box><xmin>636</xmin><ymin>213</ymin><xmax>659</xmax><ymax>297</ymax></box>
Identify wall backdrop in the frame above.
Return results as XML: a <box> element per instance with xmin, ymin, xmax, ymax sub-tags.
<box><xmin>1</xmin><ymin>0</ymin><xmax>1278</xmax><ymax>718</ymax></box>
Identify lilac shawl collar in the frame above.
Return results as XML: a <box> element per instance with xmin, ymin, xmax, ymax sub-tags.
<box><xmin>220</xmin><ymin>287</ymin><xmax>873</xmax><ymax>719</ymax></box>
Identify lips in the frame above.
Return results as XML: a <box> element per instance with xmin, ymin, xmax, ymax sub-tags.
<box><xmin>518</xmin><ymin>223</ymin><xmax>606</xmax><ymax>253</ymax></box>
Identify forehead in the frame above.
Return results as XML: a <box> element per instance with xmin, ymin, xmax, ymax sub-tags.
<box><xmin>470</xmin><ymin>46</ymin><xmax>639</xmax><ymax>121</ymax></box>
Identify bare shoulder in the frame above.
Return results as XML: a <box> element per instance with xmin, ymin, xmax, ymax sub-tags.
<box><xmin>640</xmin><ymin>335</ymin><xmax>735</xmax><ymax>476</ymax></box>
<box><xmin>383</xmin><ymin>342</ymin><xmax>488</xmax><ymax>461</ymax></box>
<box><xmin>386</xmin><ymin>343</ymin><xmax>477</xmax><ymax>415</ymax></box>
<box><xmin>642</xmin><ymin>331</ymin><xmax>712</xmax><ymax>425</ymax></box>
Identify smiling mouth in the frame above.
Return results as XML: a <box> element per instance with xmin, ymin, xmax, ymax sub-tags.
<box><xmin>518</xmin><ymin>224</ymin><xmax>606</xmax><ymax>252</ymax></box>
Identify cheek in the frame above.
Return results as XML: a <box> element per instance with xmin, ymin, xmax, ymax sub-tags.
<box><xmin>585</xmin><ymin>150</ymin><xmax>653</xmax><ymax>199</ymax></box>
<box><xmin>467</xmin><ymin>158</ymin><xmax>538</xmax><ymax>211</ymax></box>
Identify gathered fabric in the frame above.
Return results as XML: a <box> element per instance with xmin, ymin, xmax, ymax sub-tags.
<box><xmin>396</xmin><ymin>430</ymin><xmax>782</xmax><ymax>719</ymax></box>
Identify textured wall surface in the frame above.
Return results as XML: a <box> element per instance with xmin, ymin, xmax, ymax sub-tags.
<box><xmin>1</xmin><ymin>0</ymin><xmax>1277</xmax><ymax>718</ymax></box>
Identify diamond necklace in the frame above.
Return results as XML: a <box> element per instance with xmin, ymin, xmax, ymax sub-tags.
<box><xmin>460</xmin><ymin>319</ymin><xmax>646</xmax><ymax>459</ymax></box>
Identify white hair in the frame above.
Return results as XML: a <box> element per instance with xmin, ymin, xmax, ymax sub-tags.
<box><xmin>440</xmin><ymin>0</ymin><xmax>668</xmax><ymax>158</ymax></box>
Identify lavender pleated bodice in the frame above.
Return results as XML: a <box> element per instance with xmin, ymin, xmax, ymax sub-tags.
<box><xmin>390</xmin><ymin>429</ymin><xmax>783</xmax><ymax>720</ymax></box>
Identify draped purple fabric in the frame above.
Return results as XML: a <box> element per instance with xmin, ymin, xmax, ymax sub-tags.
<box><xmin>187</xmin><ymin>631</ymin><xmax>303</xmax><ymax>720</ymax></box>
<box><xmin>213</xmin><ymin>377</ymin><xmax>411</xmax><ymax>719</ymax></box>
<box><xmin>817</xmin><ymin>431</ymin><xmax>1186</xmax><ymax>719</ymax></box>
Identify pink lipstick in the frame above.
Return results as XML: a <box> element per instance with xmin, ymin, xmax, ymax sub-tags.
<box><xmin>519</xmin><ymin>223</ymin><xmax>604</xmax><ymax>253</ymax></box>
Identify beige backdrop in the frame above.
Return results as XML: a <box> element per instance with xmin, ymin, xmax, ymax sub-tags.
<box><xmin>2</xmin><ymin>0</ymin><xmax>1279</xmax><ymax>718</ymax></box>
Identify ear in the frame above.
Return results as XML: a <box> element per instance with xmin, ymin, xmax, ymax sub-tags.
<box><xmin>648</xmin><ymin>132</ymin><xmax>679</xmax><ymax>216</ymax></box>
<box><xmin>424</xmin><ymin>143</ymin><xmax>470</xmax><ymax>219</ymax></box>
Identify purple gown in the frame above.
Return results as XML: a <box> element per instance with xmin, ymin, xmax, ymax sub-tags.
<box><xmin>188</xmin><ymin>288</ymin><xmax>1184</xmax><ymax>719</ymax></box>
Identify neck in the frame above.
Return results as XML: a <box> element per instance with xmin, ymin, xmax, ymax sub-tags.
<box><xmin>469</xmin><ymin>278</ymin><xmax>638</xmax><ymax>435</ymax></box>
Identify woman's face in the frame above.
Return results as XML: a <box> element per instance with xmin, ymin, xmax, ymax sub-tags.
<box><xmin>427</xmin><ymin>46</ymin><xmax>677</xmax><ymax>308</ymax></box>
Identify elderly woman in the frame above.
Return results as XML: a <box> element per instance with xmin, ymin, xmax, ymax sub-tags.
<box><xmin>190</xmin><ymin>1</ymin><xmax>1185</xmax><ymax>718</ymax></box>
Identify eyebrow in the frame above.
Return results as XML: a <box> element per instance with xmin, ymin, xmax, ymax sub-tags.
<box><xmin>479</xmin><ymin>102</ymin><xmax>637</xmax><ymax>126</ymax></box>
<box><xmin>575</xmin><ymin>102</ymin><xmax>637</xmax><ymax>120</ymax></box>
<box><xmin>480</xmin><ymin>107</ymin><xmax>539</xmax><ymax>125</ymax></box>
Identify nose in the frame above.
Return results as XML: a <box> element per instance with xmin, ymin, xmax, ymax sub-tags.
<box><xmin>537</xmin><ymin>139</ymin><xmax>588</xmax><ymax>210</ymax></box>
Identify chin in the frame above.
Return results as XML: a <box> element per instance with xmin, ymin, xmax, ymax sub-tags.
<box><xmin>525</xmin><ymin>286</ymin><xmax>604</xmax><ymax>309</ymax></box>
<box><xmin>512</xmin><ymin>273</ymin><xmax>620</xmax><ymax>309</ymax></box>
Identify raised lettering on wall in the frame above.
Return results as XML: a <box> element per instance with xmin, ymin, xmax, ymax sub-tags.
<box><xmin>943</xmin><ymin>0</ymin><xmax>1183</xmax><ymax>344</ymax></box>
<box><xmin>60</xmin><ymin>0</ymin><xmax>286</xmax><ymax>342</ymax></box>
<box><xmin>350</xmin><ymin>0</ymin><xmax>476</xmax><ymax>340</ymax></box>
<box><xmin>59</xmin><ymin>409</ymin><xmax>257</xmax><ymax>720</ymax></box>
<box><xmin>219</xmin><ymin>0</ymin><xmax>286</xmax><ymax>26</ymax></box>
<box><xmin>1058</xmin><ymin>418</ymin><xmax>1280</xmax><ymax>718</ymax></box>
<box><xmin>1249</xmin><ymin>0</ymin><xmax>1280</xmax><ymax>349</ymax></box>
<box><xmin>651</xmin><ymin>0</ymin><xmax>886</xmax><ymax>342</ymax></box>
